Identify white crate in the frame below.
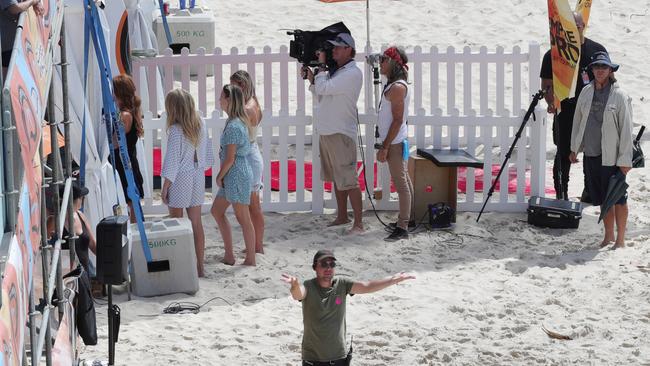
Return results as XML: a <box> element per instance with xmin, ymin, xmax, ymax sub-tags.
<box><xmin>153</xmin><ymin>7</ymin><xmax>215</xmax><ymax>76</ymax></box>
<box><xmin>130</xmin><ymin>217</ymin><xmax>199</xmax><ymax>297</ymax></box>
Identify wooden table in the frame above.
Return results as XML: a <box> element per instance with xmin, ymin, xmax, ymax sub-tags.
<box><xmin>409</xmin><ymin>148</ymin><xmax>483</xmax><ymax>223</ymax></box>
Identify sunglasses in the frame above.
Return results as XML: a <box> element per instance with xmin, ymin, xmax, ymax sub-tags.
<box><xmin>333</xmin><ymin>37</ymin><xmax>351</xmax><ymax>48</ymax></box>
<box><xmin>318</xmin><ymin>261</ymin><xmax>336</xmax><ymax>269</ymax></box>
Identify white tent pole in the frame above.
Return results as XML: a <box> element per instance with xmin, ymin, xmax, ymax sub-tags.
<box><xmin>365</xmin><ymin>0</ymin><xmax>370</xmax><ymax>51</ymax></box>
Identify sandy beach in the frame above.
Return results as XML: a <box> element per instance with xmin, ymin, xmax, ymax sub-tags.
<box><xmin>79</xmin><ymin>0</ymin><xmax>650</xmax><ymax>364</ymax></box>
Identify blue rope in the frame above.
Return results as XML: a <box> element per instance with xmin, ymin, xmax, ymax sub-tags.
<box><xmin>85</xmin><ymin>0</ymin><xmax>152</xmax><ymax>263</ymax></box>
<box><xmin>82</xmin><ymin>5</ymin><xmax>121</xmax><ymax>205</ymax></box>
<box><xmin>157</xmin><ymin>0</ymin><xmax>173</xmax><ymax>45</ymax></box>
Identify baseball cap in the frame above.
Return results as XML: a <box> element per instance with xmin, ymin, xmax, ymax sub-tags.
<box><xmin>59</xmin><ymin>181</ymin><xmax>89</xmax><ymax>200</ymax></box>
<box><xmin>313</xmin><ymin>249</ymin><xmax>337</xmax><ymax>265</ymax></box>
<box><xmin>327</xmin><ymin>33</ymin><xmax>355</xmax><ymax>49</ymax></box>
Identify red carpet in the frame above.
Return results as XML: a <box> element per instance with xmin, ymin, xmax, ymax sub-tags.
<box><xmin>153</xmin><ymin>149</ymin><xmax>554</xmax><ymax>195</ymax></box>
<box><xmin>457</xmin><ymin>165</ymin><xmax>556</xmax><ymax>195</ymax></box>
<box><xmin>269</xmin><ymin>160</ymin><xmax>394</xmax><ymax>193</ymax></box>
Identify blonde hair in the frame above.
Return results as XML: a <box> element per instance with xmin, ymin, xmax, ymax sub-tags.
<box><xmin>165</xmin><ymin>88</ymin><xmax>202</xmax><ymax>147</ymax></box>
<box><xmin>230</xmin><ymin>70</ymin><xmax>258</xmax><ymax>104</ymax></box>
<box><xmin>222</xmin><ymin>84</ymin><xmax>254</xmax><ymax>141</ymax></box>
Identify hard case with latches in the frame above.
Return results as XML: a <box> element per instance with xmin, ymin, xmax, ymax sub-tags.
<box><xmin>527</xmin><ymin>196</ymin><xmax>582</xmax><ymax>229</ymax></box>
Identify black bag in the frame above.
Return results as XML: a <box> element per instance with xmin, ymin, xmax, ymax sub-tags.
<box><xmin>527</xmin><ymin>196</ymin><xmax>582</xmax><ymax>229</ymax></box>
<box><xmin>63</xmin><ymin>266</ymin><xmax>98</xmax><ymax>345</ymax></box>
<box><xmin>632</xmin><ymin>126</ymin><xmax>645</xmax><ymax>168</ymax></box>
<box><xmin>428</xmin><ymin>202</ymin><xmax>455</xmax><ymax>228</ymax></box>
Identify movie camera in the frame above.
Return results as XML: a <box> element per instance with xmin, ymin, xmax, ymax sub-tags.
<box><xmin>287</xmin><ymin>22</ymin><xmax>351</xmax><ymax>68</ymax></box>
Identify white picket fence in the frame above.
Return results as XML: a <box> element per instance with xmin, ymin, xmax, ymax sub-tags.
<box><xmin>132</xmin><ymin>43</ymin><xmax>546</xmax><ymax>215</ymax></box>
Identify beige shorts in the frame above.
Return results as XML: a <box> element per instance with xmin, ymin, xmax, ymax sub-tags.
<box><xmin>319</xmin><ymin>134</ymin><xmax>359</xmax><ymax>190</ymax></box>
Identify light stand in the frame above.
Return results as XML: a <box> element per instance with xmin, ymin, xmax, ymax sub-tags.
<box><xmin>476</xmin><ymin>89</ymin><xmax>546</xmax><ymax>223</ymax></box>
<box><xmin>372</xmin><ymin>61</ymin><xmax>381</xmax><ymax>111</ymax></box>
<box><xmin>366</xmin><ymin>57</ymin><xmax>383</xmax><ymax>148</ymax></box>
<box><xmin>108</xmin><ymin>285</ymin><xmax>115</xmax><ymax>365</ymax></box>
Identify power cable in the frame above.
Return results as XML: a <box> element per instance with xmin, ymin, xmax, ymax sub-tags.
<box><xmin>356</xmin><ymin>110</ymin><xmax>391</xmax><ymax>230</ymax></box>
<box><xmin>160</xmin><ymin>295</ymin><xmax>277</xmax><ymax>315</ymax></box>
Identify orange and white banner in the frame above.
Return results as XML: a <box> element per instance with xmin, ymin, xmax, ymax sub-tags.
<box><xmin>547</xmin><ymin>0</ymin><xmax>581</xmax><ymax>112</ymax></box>
<box><xmin>575</xmin><ymin>0</ymin><xmax>593</xmax><ymax>28</ymax></box>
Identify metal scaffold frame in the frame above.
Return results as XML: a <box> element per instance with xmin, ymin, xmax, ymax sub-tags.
<box><xmin>1</xmin><ymin>1</ymin><xmax>78</xmax><ymax>364</ymax></box>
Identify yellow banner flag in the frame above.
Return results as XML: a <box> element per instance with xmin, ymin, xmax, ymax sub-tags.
<box><xmin>547</xmin><ymin>0</ymin><xmax>581</xmax><ymax>112</ymax></box>
<box><xmin>575</xmin><ymin>0</ymin><xmax>592</xmax><ymax>28</ymax></box>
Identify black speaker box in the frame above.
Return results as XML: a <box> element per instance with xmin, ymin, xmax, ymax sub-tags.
<box><xmin>96</xmin><ymin>215</ymin><xmax>129</xmax><ymax>285</ymax></box>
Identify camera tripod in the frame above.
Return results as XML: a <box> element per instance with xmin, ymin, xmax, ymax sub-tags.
<box><xmin>476</xmin><ymin>89</ymin><xmax>546</xmax><ymax>223</ymax></box>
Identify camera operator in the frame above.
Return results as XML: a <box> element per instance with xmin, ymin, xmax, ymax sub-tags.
<box><xmin>376</xmin><ymin>46</ymin><xmax>413</xmax><ymax>241</ymax></box>
<box><xmin>303</xmin><ymin>33</ymin><xmax>364</xmax><ymax>233</ymax></box>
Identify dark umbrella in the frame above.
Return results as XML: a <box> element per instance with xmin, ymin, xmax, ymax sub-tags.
<box><xmin>598</xmin><ymin>171</ymin><xmax>629</xmax><ymax>223</ymax></box>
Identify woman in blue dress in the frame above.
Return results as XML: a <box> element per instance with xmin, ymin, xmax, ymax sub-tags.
<box><xmin>231</xmin><ymin>70</ymin><xmax>265</xmax><ymax>254</ymax></box>
<box><xmin>211</xmin><ymin>84</ymin><xmax>257</xmax><ymax>266</ymax></box>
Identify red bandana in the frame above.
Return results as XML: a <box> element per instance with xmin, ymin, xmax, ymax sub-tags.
<box><xmin>383</xmin><ymin>47</ymin><xmax>408</xmax><ymax>70</ymax></box>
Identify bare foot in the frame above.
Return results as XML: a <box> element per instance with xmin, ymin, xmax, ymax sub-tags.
<box><xmin>328</xmin><ymin>218</ymin><xmax>351</xmax><ymax>227</ymax></box>
<box><xmin>612</xmin><ymin>242</ymin><xmax>625</xmax><ymax>250</ymax></box>
<box><xmin>222</xmin><ymin>258</ymin><xmax>235</xmax><ymax>266</ymax></box>
<box><xmin>348</xmin><ymin>225</ymin><xmax>365</xmax><ymax>234</ymax></box>
<box><xmin>242</xmin><ymin>248</ymin><xmax>265</xmax><ymax>254</ymax></box>
<box><xmin>242</xmin><ymin>259</ymin><xmax>256</xmax><ymax>266</ymax></box>
<box><xmin>600</xmin><ymin>237</ymin><xmax>614</xmax><ymax>248</ymax></box>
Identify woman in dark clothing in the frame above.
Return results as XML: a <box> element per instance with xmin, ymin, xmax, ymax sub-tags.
<box><xmin>61</xmin><ymin>182</ymin><xmax>97</xmax><ymax>273</ymax></box>
<box><xmin>112</xmin><ymin>74</ymin><xmax>145</xmax><ymax>223</ymax></box>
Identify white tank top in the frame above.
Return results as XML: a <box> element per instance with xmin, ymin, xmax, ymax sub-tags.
<box><xmin>377</xmin><ymin>80</ymin><xmax>410</xmax><ymax>144</ymax></box>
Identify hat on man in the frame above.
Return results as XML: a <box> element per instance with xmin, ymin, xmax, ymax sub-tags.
<box><xmin>588</xmin><ymin>51</ymin><xmax>619</xmax><ymax>72</ymax></box>
<box><xmin>313</xmin><ymin>249</ymin><xmax>337</xmax><ymax>265</ymax></box>
<box><xmin>327</xmin><ymin>33</ymin><xmax>355</xmax><ymax>49</ymax></box>
<box><xmin>59</xmin><ymin>180</ymin><xmax>89</xmax><ymax>200</ymax></box>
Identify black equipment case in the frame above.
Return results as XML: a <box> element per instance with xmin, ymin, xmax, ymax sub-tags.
<box><xmin>527</xmin><ymin>196</ymin><xmax>582</xmax><ymax>229</ymax></box>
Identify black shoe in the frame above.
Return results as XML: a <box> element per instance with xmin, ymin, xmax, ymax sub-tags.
<box><xmin>385</xmin><ymin>222</ymin><xmax>398</xmax><ymax>232</ymax></box>
<box><xmin>385</xmin><ymin>227</ymin><xmax>409</xmax><ymax>242</ymax></box>
<box><xmin>385</xmin><ymin>221</ymin><xmax>416</xmax><ymax>232</ymax></box>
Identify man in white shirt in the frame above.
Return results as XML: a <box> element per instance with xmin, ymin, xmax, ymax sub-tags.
<box><xmin>304</xmin><ymin>33</ymin><xmax>364</xmax><ymax>233</ymax></box>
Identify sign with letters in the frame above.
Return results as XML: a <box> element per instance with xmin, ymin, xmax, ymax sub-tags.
<box><xmin>547</xmin><ymin>0</ymin><xmax>593</xmax><ymax>112</ymax></box>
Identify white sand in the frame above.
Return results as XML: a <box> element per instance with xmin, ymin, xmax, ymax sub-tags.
<box><xmin>80</xmin><ymin>1</ymin><xmax>650</xmax><ymax>364</ymax></box>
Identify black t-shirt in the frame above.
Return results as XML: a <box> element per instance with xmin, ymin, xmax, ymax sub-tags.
<box><xmin>62</xmin><ymin>212</ymin><xmax>91</xmax><ymax>273</ymax></box>
<box><xmin>540</xmin><ymin>37</ymin><xmax>607</xmax><ymax>102</ymax></box>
